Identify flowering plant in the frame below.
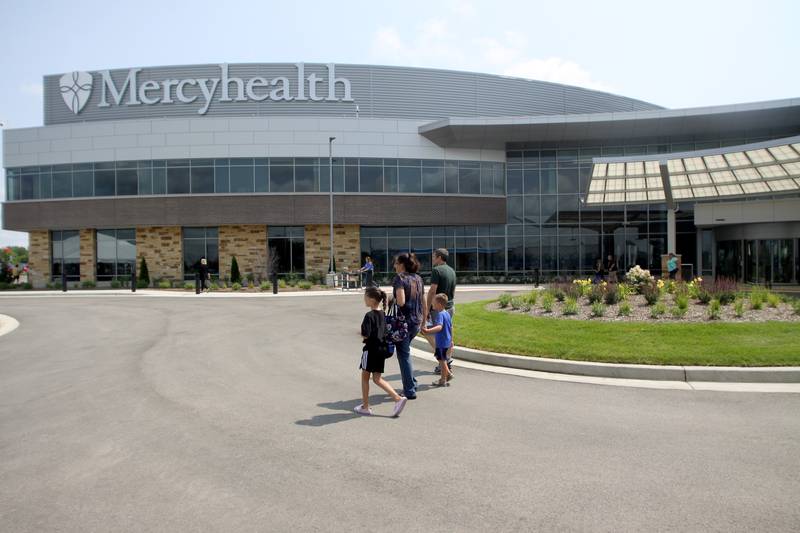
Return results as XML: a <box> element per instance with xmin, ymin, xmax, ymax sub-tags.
<box><xmin>625</xmin><ymin>265</ymin><xmax>654</xmax><ymax>292</ymax></box>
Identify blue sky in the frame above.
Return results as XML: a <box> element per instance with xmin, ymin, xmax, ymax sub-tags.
<box><xmin>1</xmin><ymin>0</ymin><xmax>798</xmax><ymax>246</ymax></box>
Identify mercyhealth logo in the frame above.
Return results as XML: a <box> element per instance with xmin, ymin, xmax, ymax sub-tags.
<box><xmin>59</xmin><ymin>71</ymin><xmax>93</xmax><ymax>114</ymax></box>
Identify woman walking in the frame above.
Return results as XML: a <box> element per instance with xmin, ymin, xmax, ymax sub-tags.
<box><xmin>391</xmin><ymin>253</ymin><xmax>424</xmax><ymax>400</ymax></box>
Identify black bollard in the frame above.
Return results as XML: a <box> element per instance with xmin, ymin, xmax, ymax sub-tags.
<box><xmin>272</xmin><ymin>272</ymin><xmax>278</xmax><ymax>294</ymax></box>
<box><xmin>61</xmin><ymin>267</ymin><xmax>67</xmax><ymax>292</ymax></box>
<box><xmin>131</xmin><ymin>263</ymin><xmax>137</xmax><ymax>293</ymax></box>
<box><xmin>195</xmin><ymin>272</ymin><xmax>201</xmax><ymax>294</ymax></box>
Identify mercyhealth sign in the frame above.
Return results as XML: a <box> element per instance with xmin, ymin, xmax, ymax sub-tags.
<box><xmin>62</xmin><ymin>63</ymin><xmax>354</xmax><ymax>115</ymax></box>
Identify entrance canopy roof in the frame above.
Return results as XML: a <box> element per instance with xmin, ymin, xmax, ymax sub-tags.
<box><xmin>585</xmin><ymin>135</ymin><xmax>800</xmax><ymax>207</ymax></box>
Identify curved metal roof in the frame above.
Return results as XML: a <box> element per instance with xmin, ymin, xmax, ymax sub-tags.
<box><xmin>419</xmin><ymin>98</ymin><xmax>800</xmax><ymax>149</ymax></box>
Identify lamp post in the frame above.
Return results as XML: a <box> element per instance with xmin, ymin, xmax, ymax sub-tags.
<box><xmin>328</xmin><ymin>137</ymin><xmax>336</xmax><ymax>282</ymax></box>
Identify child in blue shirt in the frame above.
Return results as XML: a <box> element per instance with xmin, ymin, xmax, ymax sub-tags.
<box><xmin>421</xmin><ymin>293</ymin><xmax>453</xmax><ymax>387</ymax></box>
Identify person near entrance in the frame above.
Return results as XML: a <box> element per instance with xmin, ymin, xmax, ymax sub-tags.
<box><xmin>391</xmin><ymin>253</ymin><xmax>424</xmax><ymax>400</ymax></box>
<box><xmin>359</xmin><ymin>256</ymin><xmax>375</xmax><ymax>288</ymax></box>
<box><xmin>199</xmin><ymin>257</ymin><xmax>210</xmax><ymax>291</ymax></box>
<box><xmin>606</xmin><ymin>255</ymin><xmax>619</xmax><ymax>283</ymax></box>
<box><xmin>423</xmin><ymin>248</ymin><xmax>456</xmax><ymax>376</ymax></box>
<box><xmin>667</xmin><ymin>253</ymin><xmax>679</xmax><ymax>280</ymax></box>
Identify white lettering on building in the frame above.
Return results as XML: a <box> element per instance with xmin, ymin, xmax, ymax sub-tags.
<box><xmin>79</xmin><ymin>63</ymin><xmax>353</xmax><ymax>115</ymax></box>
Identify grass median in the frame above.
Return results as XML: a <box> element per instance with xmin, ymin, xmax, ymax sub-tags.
<box><xmin>453</xmin><ymin>300</ymin><xmax>800</xmax><ymax>366</ymax></box>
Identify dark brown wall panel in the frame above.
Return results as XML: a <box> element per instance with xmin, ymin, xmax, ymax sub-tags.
<box><xmin>3</xmin><ymin>195</ymin><xmax>506</xmax><ymax>231</ymax></box>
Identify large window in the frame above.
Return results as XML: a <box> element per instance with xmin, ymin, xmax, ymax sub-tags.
<box><xmin>361</xmin><ymin>226</ymin><xmax>506</xmax><ymax>275</ymax></box>
<box><xmin>268</xmin><ymin>226</ymin><xmax>305</xmax><ymax>274</ymax></box>
<box><xmin>51</xmin><ymin>230</ymin><xmax>80</xmax><ymax>281</ymax></box>
<box><xmin>5</xmin><ymin>158</ymin><xmax>505</xmax><ymax>201</ymax></box>
<box><xmin>183</xmin><ymin>227</ymin><xmax>219</xmax><ymax>280</ymax></box>
<box><xmin>96</xmin><ymin>229</ymin><xmax>136</xmax><ymax>281</ymax></box>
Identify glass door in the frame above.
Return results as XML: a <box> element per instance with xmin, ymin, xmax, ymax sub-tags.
<box><xmin>744</xmin><ymin>240</ymin><xmax>757</xmax><ymax>283</ymax></box>
<box><xmin>770</xmin><ymin>239</ymin><xmax>793</xmax><ymax>283</ymax></box>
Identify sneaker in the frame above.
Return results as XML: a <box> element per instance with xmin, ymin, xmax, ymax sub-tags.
<box><xmin>391</xmin><ymin>397</ymin><xmax>408</xmax><ymax>417</ymax></box>
<box><xmin>434</xmin><ymin>365</ymin><xmax>441</xmax><ymax>374</ymax></box>
<box><xmin>353</xmin><ymin>405</ymin><xmax>373</xmax><ymax>416</ymax></box>
<box><xmin>431</xmin><ymin>380</ymin><xmax>449</xmax><ymax>387</ymax></box>
<box><xmin>446</xmin><ymin>372</ymin><xmax>454</xmax><ymax>382</ymax></box>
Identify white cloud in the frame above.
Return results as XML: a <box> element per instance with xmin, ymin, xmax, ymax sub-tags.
<box><xmin>19</xmin><ymin>82</ymin><xmax>43</xmax><ymax>96</ymax></box>
<box><xmin>371</xmin><ymin>24</ymin><xmax>615</xmax><ymax>93</ymax></box>
<box><xmin>503</xmin><ymin>58</ymin><xmax>616</xmax><ymax>93</ymax></box>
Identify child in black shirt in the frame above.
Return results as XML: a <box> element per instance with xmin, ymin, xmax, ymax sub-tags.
<box><xmin>355</xmin><ymin>287</ymin><xmax>408</xmax><ymax>417</ymax></box>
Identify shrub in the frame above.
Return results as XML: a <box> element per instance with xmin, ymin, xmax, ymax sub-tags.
<box><xmin>183</xmin><ymin>281</ymin><xmax>194</xmax><ymax>290</ymax></box>
<box><xmin>696</xmin><ymin>287</ymin><xmax>712</xmax><ymax>305</ymax></box>
<box><xmin>550</xmin><ymin>285</ymin><xmax>566</xmax><ymax>302</ymax></box>
<box><xmin>708</xmin><ymin>299</ymin><xmax>722</xmax><ymax>320</ymax></box>
<box><xmin>767</xmin><ymin>293</ymin><xmax>781</xmax><ymax>309</ymax></box>
<box><xmin>749</xmin><ymin>289</ymin><xmax>766</xmax><ymax>310</ymax></box>
<box><xmin>650</xmin><ymin>302</ymin><xmax>666</xmax><ymax>319</ymax></box>
<box><xmin>0</xmin><ymin>281</ymin><xmax>11</xmax><ymax>291</ymax></box>
<box><xmin>510</xmin><ymin>296</ymin><xmax>524</xmax><ymax>310</ymax></box>
<box><xmin>562</xmin><ymin>296</ymin><xmax>578</xmax><ymax>315</ymax></box>
<box><xmin>297</xmin><ymin>280</ymin><xmax>313</xmax><ymax>290</ymax></box>
<box><xmin>138</xmin><ymin>256</ymin><xmax>150</xmax><ymax>286</ymax></box>
<box><xmin>672</xmin><ymin>281</ymin><xmax>689</xmax><ymax>298</ymax></box>
<box><xmin>616</xmin><ymin>283</ymin><xmax>635</xmax><ymax>301</ymax></box>
<box><xmin>618</xmin><ymin>301</ymin><xmax>632</xmax><ymax>317</ymax></box>
<box><xmin>136</xmin><ymin>278</ymin><xmax>150</xmax><ymax>289</ymax></box>
<box><xmin>110</xmin><ymin>280</ymin><xmax>122</xmax><ymax>289</ymax></box>
<box><xmin>587</xmin><ymin>284</ymin><xmax>606</xmax><ymax>304</ymax></box>
<box><xmin>670</xmin><ymin>306</ymin><xmax>687</xmax><ymax>319</ymax></box>
<box><xmin>625</xmin><ymin>265</ymin><xmax>654</xmax><ymax>291</ymax></box>
<box><xmin>734</xmin><ymin>298</ymin><xmax>745</xmax><ymax>318</ymax></box>
<box><xmin>230</xmin><ymin>257</ymin><xmax>242</xmax><ymax>284</ymax></box>
<box><xmin>246</xmin><ymin>272</ymin><xmax>255</xmax><ymax>284</ymax></box>
<box><xmin>260</xmin><ymin>281</ymin><xmax>271</xmax><ymax>291</ymax></box>
<box><xmin>793</xmin><ymin>299</ymin><xmax>800</xmax><ymax>316</ymax></box>
<box><xmin>675</xmin><ymin>294</ymin><xmax>689</xmax><ymax>311</ymax></box>
<box><xmin>498</xmin><ymin>293</ymin><xmax>512</xmax><ymax>308</ymax></box>
<box><xmin>21</xmin><ymin>282</ymin><xmax>33</xmax><ymax>290</ymax></box>
<box><xmin>590</xmin><ymin>301</ymin><xmax>606</xmax><ymax>317</ymax></box>
<box><xmin>572</xmin><ymin>278</ymin><xmax>592</xmax><ymax>296</ymax></box>
<box><xmin>46</xmin><ymin>281</ymin><xmax>59</xmax><ymax>290</ymax></box>
<box><xmin>641</xmin><ymin>282</ymin><xmax>660</xmax><ymax>305</ymax></box>
<box><xmin>524</xmin><ymin>291</ymin><xmax>539</xmax><ymax>306</ymax></box>
<box><xmin>232</xmin><ymin>282</ymin><xmax>242</xmax><ymax>291</ymax></box>
<box><xmin>604</xmin><ymin>285</ymin><xmax>620</xmax><ymax>305</ymax></box>
<box><xmin>708</xmin><ymin>277</ymin><xmax>738</xmax><ymax>305</ymax></box>
<box><xmin>158</xmin><ymin>279</ymin><xmax>171</xmax><ymax>289</ymax></box>
<box><xmin>81</xmin><ymin>280</ymin><xmax>96</xmax><ymax>289</ymax></box>
<box><xmin>278</xmin><ymin>279</ymin><xmax>288</xmax><ymax>289</ymax></box>
<box><xmin>541</xmin><ymin>292</ymin><xmax>555</xmax><ymax>313</ymax></box>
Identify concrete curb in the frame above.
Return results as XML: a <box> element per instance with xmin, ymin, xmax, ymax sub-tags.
<box><xmin>411</xmin><ymin>337</ymin><xmax>800</xmax><ymax>383</ymax></box>
<box><xmin>0</xmin><ymin>314</ymin><xmax>21</xmax><ymax>338</ymax></box>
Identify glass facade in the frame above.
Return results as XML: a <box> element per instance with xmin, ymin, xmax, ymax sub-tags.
<box><xmin>96</xmin><ymin>229</ymin><xmax>136</xmax><ymax>281</ymax></box>
<box><xmin>51</xmin><ymin>230</ymin><xmax>80</xmax><ymax>281</ymax></box>
<box><xmin>717</xmin><ymin>238</ymin><xmax>798</xmax><ymax>283</ymax></box>
<box><xmin>5</xmin><ymin>158</ymin><xmax>505</xmax><ymax>201</ymax></box>
<box><xmin>183</xmin><ymin>227</ymin><xmax>219</xmax><ymax>280</ymax></box>
<box><xmin>361</xmin><ymin>226</ymin><xmax>506</xmax><ymax>275</ymax></box>
<box><xmin>268</xmin><ymin>226</ymin><xmax>305</xmax><ymax>274</ymax></box>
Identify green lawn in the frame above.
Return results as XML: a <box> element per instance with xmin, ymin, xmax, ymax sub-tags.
<box><xmin>454</xmin><ymin>300</ymin><xmax>800</xmax><ymax>366</ymax></box>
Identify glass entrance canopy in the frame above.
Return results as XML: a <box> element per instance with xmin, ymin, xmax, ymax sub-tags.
<box><xmin>587</xmin><ymin>135</ymin><xmax>800</xmax><ymax>206</ymax></box>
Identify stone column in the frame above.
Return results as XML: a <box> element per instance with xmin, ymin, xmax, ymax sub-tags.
<box><xmin>135</xmin><ymin>226</ymin><xmax>183</xmax><ymax>283</ymax></box>
<box><xmin>304</xmin><ymin>224</ymin><xmax>361</xmax><ymax>276</ymax></box>
<box><xmin>79</xmin><ymin>229</ymin><xmax>96</xmax><ymax>283</ymax></box>
<box><xmin>219</xmin><ymin>225</ymin><xmax>268</xmax><ymax>282</ymax></box>
<box><xmin>27</xmin><ymin>230</ymin><xmax>51</xmax><ymax>288</ymax></box>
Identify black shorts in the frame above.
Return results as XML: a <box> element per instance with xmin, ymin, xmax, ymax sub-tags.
<box><xmin>359</xmin><ymin>349</ymin><xmax>385</xmax><ymax>373</ymax></box>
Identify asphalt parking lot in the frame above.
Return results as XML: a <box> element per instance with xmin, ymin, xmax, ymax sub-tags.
<box><xmin>1</xmin><ymin>290</ymin><xmax>799</xmax><ymax>532</ymax></box>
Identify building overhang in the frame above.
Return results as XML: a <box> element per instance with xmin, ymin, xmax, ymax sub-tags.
<box><xmin>418</xmin><ymin>98</ymin><xmax>800</xmax><ymax>149</ymax></box>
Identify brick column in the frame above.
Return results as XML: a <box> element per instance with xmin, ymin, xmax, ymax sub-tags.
<box><xmin>136</xmin><ymin>226</ymin><xmax>183</xmax><ymax>283</ymax></box>
<box><xmin>79</xmin><ymin>229</ymin><xmax>96</xmax><ymax>283</ymax></box>
<box><xmin>304</xmin><ymin>224</ymin><xmax>361</xmax><ymax>275</ymax></box>
<box><xmin>27</xmin><ymin>230</ymin><xmax>51</xmax><ymax>288</ymax></box>
<box><xmin>219</xmin><ymin>225</ymin><xmax>268</xmax><ymax>282</ymax></box>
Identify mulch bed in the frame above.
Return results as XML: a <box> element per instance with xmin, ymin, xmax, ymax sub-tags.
<box><xmin>489</xmin><ymin>294</ymin><xmax>800</xmax><ymax>323</ymax></box>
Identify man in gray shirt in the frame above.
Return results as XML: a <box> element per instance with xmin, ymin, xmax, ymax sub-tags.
<box><xmin>423</xmin><ymin>248</ymin><xmax>456</xmax><ymax>376</ymax></box>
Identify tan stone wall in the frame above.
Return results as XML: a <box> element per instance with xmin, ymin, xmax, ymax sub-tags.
<box><xmin>136</xmin><ymin>226</ymin><xmax>183</xmax><ymax>283</ymax></box>
<box><xmin>219</xmin><ymin>225</ymin><xmax>268</xmax><ymax>282</ymax></box>
<box><xmin>79</xmin><ymin>229</ymin><xmax>96</xmax><ymax>282</ymax></box>
<box><xmin>27</xmin><ymin>230</ymin><xmax>51</xmax><ymax>288</ymax></box>
<box><xmin>304</xmin><ymin>224</ymin><xmax>361</xmax><ymax>275</ymax></box>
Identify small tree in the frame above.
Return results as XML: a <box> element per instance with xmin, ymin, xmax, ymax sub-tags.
<box><xmin>139</xmin><ymin>256</ymin><xmax>150</xmax><ymax>286</ymax></box>
<box><xmin>230</xmin><ymin>256</ymin><xmax>241</xmax><ymax>284</ymax></box>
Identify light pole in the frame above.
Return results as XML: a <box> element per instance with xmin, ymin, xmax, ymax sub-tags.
<box><xmin>328</xmin><ymin>137</ymin><xmax>336</xmax><ymax>279</ymax></box>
